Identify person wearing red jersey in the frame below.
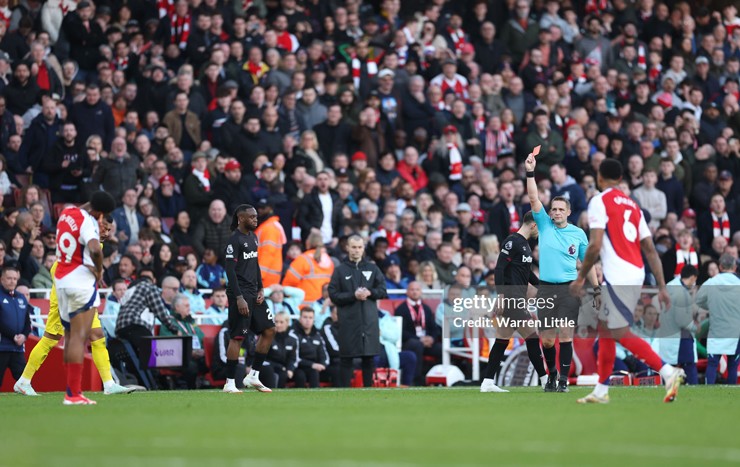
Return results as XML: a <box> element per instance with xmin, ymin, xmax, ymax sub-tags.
<box><xmin>571</xmin><ymin>159</ymin><xmax>685</xmax><ymax>404</ymax></box>
<box><xmin>55</xmin><ymin>191</ymin><xmax>116</xmax><ymax>405</ymax></box>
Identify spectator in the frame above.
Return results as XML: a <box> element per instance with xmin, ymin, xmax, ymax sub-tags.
<box><xmin>202</xmin><ymin>287</ymin><xmax>228</xmax><ymax>326</ymax></box>
<box><xmin>698</xmin><ymin>193</ymin><xmax>737</xmax><ymax>252</ymax></box>
<box><xmin>30</xmin><ymin>250</ymin><xmax>54</xmax><ymax>292</ymax></box>
<box><xmin>397</xmin><ymin>146</ymin><xmax>428</xmax><ymax>192</ymax></box>
<box><xmin>394</xmin><ymin>281</ymin><xmax>441</xmax><ymax>385</ymax></box>
<box><xmin>116</xmin><ymin>276</ymin><xmax>180</xmax><ymax>346</ymax></box>
<box><xmin>44</xmin><ymin>121</ymin><xmax>88</xmax><ymax>203</ymax></box>
<box><xmin>93</xmin><ymin>137</ymin><xmax>143</xmax><ymax>204</ymax></box>
<box><xmin>632</xmin><ymin>168</ymin><xmax>667</xmax><ymax>230</ymax></box>
<box><xmin>313</xmin><ymin>103</ymin><xmax>350</xmax><ymax>159</ymax></box>
<box><xmin>177</xmin><ymin>268</ymin><xmax>204</xmax><ymax>316</ymax></box>
<box><xmin>101</xmin><ymin>279</ymin><xmax>128</xmax><ymax>338</ymax></box>
<box><xmin>156</xmin><ymin>174</ymin><xmax>187</xmax><ymax>219</ymax></box>
<box><xmin>264</xmin><ymin>283</ymin><xmax>305</xmax><ymax>317</ymax></box>
<box><xmin>550</xmin><ymin>163</ymin><xmax>587</xmax><ymax>224</ymax></box>
<box><xmin>0</xmin><ymin>266</ymin><xmax>30</xmax><ymax>387</ymax></box>
<box><xmin>662</xmin><ymin>265</ymin><xmax>700</xmax><ymax>385</ymax></box>
<box><xmin>163</xmin><ymin>91</ymin><xmax>202</xmax><ymax>155</ymax></box>
<box><xmin>192</xmin><ymin>199</ymin><xmax>230</xmax><ymax>260</ymax></box>
<box><xmin>297</xmin><ymin>170</ymin><xmax>342</xmax><ymax>244</ymax></box>
<box><xmin>383</xmin><ymin>257</ymin><xmax>408</xmax><ymax>297</ymax></box>
<box><xmin>181</xmin><ymin>151</ymin><xmax>212</xmax><ymax>222</ymax></box>
<box><xmin>195</xmin><ymin>248</ymin><xmax>226</xmax><ymax>290</ymax></box>
<box><xmin>159</xmin><ymin>293</ymin><xmax>208</xmax><ymax>389</ymax></box>
<box><xmin>112</xmin><ymin>189</ymin><xmax>144</xmax><ymax>251</ymax></box>
<box><xmin>170</xmin><ymin>211</ymin><xmax>193</xmax><ymax>249</ymax></box>
<box><xmin>289</xmin><ymin>307</ymin><xmax>329</xmax><ymax>388</ymax></box>
<box><xmin>212</xmin><ymin>160</ymin><xmax>252</xmax><ymax>213</ymax></box>
<box><xmin>70</xmin><ymin>83</ymin><xmax>115</xmax><ymax>151</ymax></box>
<box><xmin>20</xmin><ymin>96</ymin><xmax>60</xmax><ymax>184</ymax></box>
<box><xmin>526</xmin><ymin>109</ymin><xmax>564</xmax><ymax>177</ymax></box>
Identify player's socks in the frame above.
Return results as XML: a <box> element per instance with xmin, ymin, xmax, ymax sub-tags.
<box><xmin>559</xmin><ymin>341</ymin><xmax>573</xmax><ymax>381</ymax></box>
<box><xmin>542</xmin><ymin>344</ymin><xmax>557</xmax><ymax>373</ymax></box>
<box><xmin>90</xmin><ymin>337</ymin><xmax>113</xmax><ymax>385</ymax></box>
<box><xmin>225</xmin><ymin>359</ymin><xmax>238</xmax><ymax>379</ymax></box>
<box><xmin>66</xmin><ymin>363</ymin><xmax>83</xmax><ymax>397</ymax></box>
<box><xmin>593</xmin><ymin>383</ymin><xmax>609</xmax><ymax>398</ymax></box>
<box><xmin>658</xmin><ymin>363</ymin><xmax>677</xmax><ymax>382</ymax></box>
<box><xmin>620</xmin><ymin>331</ymin><xmax>664</xmax><ymax>371</ymax></box>
<box><xmin>21</xmin><ymin>336</ymin><xmax>58</xmax><ymax>380</ymax></box>
<box><xmin>251</xmin><ymin>351</ymin><xmax>268</xmax><ymax>375</ymax></box>
<box><xmin>525</xmin><ymin>338</ymin><xmax>547</xmax><ymax>378</ymax></box>
<box><xmin>597</xmin><ymin>337</ymin><xmax>617</xmax><ymax>386</ymax></box>
<box><xmin>483</xmin><ymin>339</ymin><xmax>509</xmax><ymax>380</ymax></box>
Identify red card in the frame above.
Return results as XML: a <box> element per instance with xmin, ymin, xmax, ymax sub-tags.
<box><xmin>532</xmin><ymin>145</ymin><xmax>541</xmax><ymax>156</ymax></box>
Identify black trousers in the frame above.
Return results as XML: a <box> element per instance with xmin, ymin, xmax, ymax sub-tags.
<box><xmin>117</xmin><ymin>324</ymin><xmax>153</xmax><ymax>350</ymax></box>
<box><xmin>0</xmin><ymin>351</ymin><xmax>25</xmax><ymax>386</ymax></box>
<box><xmin>339</xmin><ymin>356</ymin><xmax>375</xmax><ymax>387</ymax></box>
<box><xmin>403</xmin><ymin>338</ymin><xmax>442</xmax><ymax>385</ymax></box>
<box><xmin>294</xmin><ymin>366</ymin><xmax>321</xmax><ymax>388</ymax></box>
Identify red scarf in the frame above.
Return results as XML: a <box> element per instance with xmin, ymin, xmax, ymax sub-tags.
<box><xmin>381</xmin><ymin>228</ymin><xmax>403</xmax><ymax>254</ymax></box>
<box><xmin>585</xmin><ymin>0</ymin><xmax>609</xmax><ymax>14</ymax></box>
<box><xmin>474</xmin><ymin>116</ymin><xmax>485</xmax><ymax>134</ymax></box>
<box><xmin>408</xmin><ymin>300</ymin><xmax>426</xmax><ymax>330</ymax></box>
<box><xmin>447</xmin><ymin>26</ymin><xmax>467</xmax><ymax>56</ymax></box>
<box><xmin>0</xmin><ymin>7</ymin><xmax>11</xmax><ymax>29</ymax></box>
<box><xmin>484</xmin><ymin>129</ymin><xmax>509</xmax><ymax>167</ymax></box>
<box><xmin>37</xmin><ymin>62</ymin><xmax>50</xmax><ymax>91</ymax></box>
<box><xmin>637</xmin><ymin>45</ymin><xmax>646</xmax><ymax>70</ymax></box>
<box><xmin>276</xmin><ymin>31</ymin><xmax>298</xmax><ymax>52</ymax></box>
<box><xmin>157</xmin><ymin>0</ymin><xmax>174</xmax><ymax>18</ymax></box>
<box><xmin>447</xmin><ymin>142</ymin><xmax>462</xmax><ymax>181</ymax></box>
<box><xmin>351</xmin><ymin>56</ymin><xmax>378</xmax><ymax>90</ymax></box>
<box><xmin>674</xmin><ymin>244</ymin><xmax>698</xmax><ymax>278</ymax></box>
<box><xmin>171</xmin><ymin>14</ymin><xmax>191</xmax><ymax>50</ymax></box>
<box><xmin>115</xmin><ymin>55</ymin><xmax>129</xmax><ymax>71</ymax></box>
<box><xmin>59</xmin><ymin>0</ymin><xmax>70</xmax><ymax>16</ymax></box>
<box><xmin>713</xmin><ymin>211</ymin><xmax>731</xmax><ymax>241</ymax></box>
<box><xmin>508</xmin><ymin>205</ymin><xmax>520</xmax><ymax>233</ymax></box>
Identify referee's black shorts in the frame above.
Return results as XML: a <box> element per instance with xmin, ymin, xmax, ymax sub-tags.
<box><xmin>536</xmin><ymin>280</ymin><xmax>580</xmax><ymax>330</ymax></box>
<box><xmin>227</xmin><ymin>293</ymin><xmax>276</xmax><ymax>338</ymax></box>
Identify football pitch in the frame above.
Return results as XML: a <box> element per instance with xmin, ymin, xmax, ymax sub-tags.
<box><xmin>1</xmin><ymin>386</ymin><xmax>738</xmax><ymax>467</ymax></box>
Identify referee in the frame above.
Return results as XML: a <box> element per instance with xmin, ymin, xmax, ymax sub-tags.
<box><xmin>223</xmin><ymin>204</ymin><xmax>276</xmax><ymax>394</ymax></box>
<box><xmin>480</xmin><ymin>211</ymin><xmax>549</xmax><ymax>393</ymax></box>
<box><xmin>525</xmin><ymin>149</ymin><xmax>600</xmax><ymax>393</ymax></box>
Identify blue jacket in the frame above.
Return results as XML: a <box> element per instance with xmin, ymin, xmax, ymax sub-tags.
<box><xmin>111</xmin><ymin>207</ymin><xmax>145</xmax><ymax>252</ymax></box>
<box><xmin>70</xmin><ymin>99</ymin><xmax>115</xmax><ymax>151</ymax></box>
<box><xmin>0</xmin><ymin>287</ymin><xmax>31</xmax><ymax>352</ymax></box>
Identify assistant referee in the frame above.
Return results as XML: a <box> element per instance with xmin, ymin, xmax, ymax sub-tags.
<box><xmin>525</xmin><ymin>149</ymin><xmax>600</xmax><ymax>393</ymax></box>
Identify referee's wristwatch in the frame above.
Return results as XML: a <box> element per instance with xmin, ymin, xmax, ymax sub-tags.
<box><xmin>593</xmin><ymin>286</ymin><xmax>602</xmax><ymax>295</ymax></box>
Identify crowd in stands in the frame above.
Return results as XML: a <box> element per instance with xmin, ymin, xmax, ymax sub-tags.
<box><xmin>1</xmin><ymin>0</ymin><xmax>740</xmax><ymax>388</ymax></box>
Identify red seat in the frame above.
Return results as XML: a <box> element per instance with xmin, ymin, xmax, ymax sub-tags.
<box><xmin>200</xmin><ymin>324</ymin><xmax>224</xmax><ymax>387</ymax></box>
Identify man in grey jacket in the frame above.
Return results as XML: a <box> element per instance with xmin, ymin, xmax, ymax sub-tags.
<box><xmin>661</xmin><ymin>265</ymin><xmax>699</xmax><ymax>384</ymax></box>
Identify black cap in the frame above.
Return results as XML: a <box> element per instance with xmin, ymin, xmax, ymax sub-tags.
<box><xmin>78</xmin><ymin>1</ymin><xmax>91</xmax><ymax>8</ymax></box>
<box><xmin>176</xmin><ymin>256</ymin><xmax>188</xmax><ymax>265</ymax></box>
<box><xmin>255</xmin><ymin>198</ymin><xmax>269</xmax><ymax>208</ymax></box>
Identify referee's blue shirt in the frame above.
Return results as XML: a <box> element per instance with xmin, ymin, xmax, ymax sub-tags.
<box><xmin>532</xmin><ymin>207</ymin><xmax>588</xmax><ymax>283</ymax></box>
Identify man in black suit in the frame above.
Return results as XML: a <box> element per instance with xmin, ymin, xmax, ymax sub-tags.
<box><xmin>297</xmin><ymin>171</ymin><xmax>343</xmax><ymax>245</ymax></box>
<box><xmin>487</xmin><ymin>180</ymin><xmax>523</xmax><ymax>244</ymax></box>
<box><xmin>394</xmin><ymin>281</ymin><xmax>441</xmax><ymax>385</ymax></box>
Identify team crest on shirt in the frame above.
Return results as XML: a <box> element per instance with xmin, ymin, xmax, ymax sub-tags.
<box><xmin>244</xmin><ymin>242</ymin><xmax>249</xmax><ymax>248</ymax></box>
<box><xmin>227</xmin><ymin>244</ymin><xmax>234</xmax><ymax>254</ymax></box>
<box><xmin>568</xmin><ymin>244</ymin><xmax>576</xmax><ymax>255</ymax></box>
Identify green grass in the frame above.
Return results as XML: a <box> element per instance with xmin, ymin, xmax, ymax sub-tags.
<box><xmin>1</xmin><ymin>386</ymin><xmax>738</xmax><ymax>467</ymax></box>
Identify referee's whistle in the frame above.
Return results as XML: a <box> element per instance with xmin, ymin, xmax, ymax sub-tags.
<box><xmin>532</xmin><ymin>145</ymin><xmax>541</xmax><ymax>156</ymax></box>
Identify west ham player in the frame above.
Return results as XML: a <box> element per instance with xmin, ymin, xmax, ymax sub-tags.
<box><xmin>571</xmin><ymin>159</ymin><xmax>685</xmax><ymax>404</ymax></box>
<box><xmin>481</xmin><ymin>211</ymin><xmax>549</xmax><ymax>393</ymax></box>
<box><xmin>14</xmin><ymin>216</ymin><xmax>133</xmax><ymax>396</ymax></box>
<box><xmin>55</xmin><ymin>191</ymin><xmax>116</xmax><ymax>405</ymax></box>
<box><xmin>525</xmin><ymin>149</ymin><xmax>600</xmax><ymax>393</ymax></box>
<box><xmin>223</xmin><ymin>205</ymin><xmax>276</xmax><ymax>393</ymax></box>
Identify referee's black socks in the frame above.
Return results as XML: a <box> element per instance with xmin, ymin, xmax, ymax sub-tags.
<box><xmin>543</xmin><ymin>345</ymin><xmax>557</xmax><ymax>374</ymax></box>
<box><xmin>483</xmin><ymin>339</ymin><xmax>509</xmax><ymax>380</ymax></box>
<box><xmin>525</xmin><ymin>338</ymin><xmax>547</xmax><ymax>378</ymax></box>
<box><xmin>559</xmin><ymin>342</ymin><xmax>572</xmax><ymax>382</ymax></box>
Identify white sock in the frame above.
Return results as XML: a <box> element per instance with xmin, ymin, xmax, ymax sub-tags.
<box><xmin>226</xmin><ymin>378</ymin><xmax>235</xmax><ymax>386</ymax></box>
<box><xmin>593</xmin><ymin>383</ymin><xmax>609</xmax><ymax>397</ymax></box>
<box><xmin>17</xmin><ymin>376</ymin><xmax>30</xmax><ymax>385</ymax></box>
<box><xmin>659</xmin><ymin>364</ymin><xmax>675</xmax><ymax>382</ymax></box>
<box><xmin>103</xmin><ymin>380</ymin><xmax>115</xmax><ymax>389</ymax></box>
<box><xmin>250</xmin><ymin>369</ymin><xmax>260</xmax><ymax>378</ymax></box>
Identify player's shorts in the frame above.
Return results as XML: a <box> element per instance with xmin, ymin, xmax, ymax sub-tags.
<box><xmin>599</xmin><ymin>282</ymin><xmax>641</xmax><ymax>330</ymax></box>
<box><xmin>56</xmin><ymin>287</ymin><xmax>100</xmax><ymax>330</ymax></box>
<box><xmin>227</xmin><ymin>293</ymin><xmax>275</xmax><ymax>338</ymax></box>
<box><xmin>536</xmin><ymin>281</ymin><xmax>581</xmax><ymax>330</ymax></box>
<box><xmin>46</xmin><ymin>286</ymin><xmax>102</xmax><ymax>336</ymax></box>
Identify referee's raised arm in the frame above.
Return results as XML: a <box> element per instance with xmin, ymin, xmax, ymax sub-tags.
<box><xmin>525</xmin><ymin>146</ymin><xmax>542</xmax><ymax>213</ymax></box>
